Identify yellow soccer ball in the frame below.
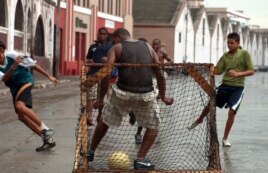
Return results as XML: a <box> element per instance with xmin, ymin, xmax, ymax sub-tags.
<box><xmin>108</xmin><ymin>151</ymin><xmax>130</xmax><ymax>170</ymax></box>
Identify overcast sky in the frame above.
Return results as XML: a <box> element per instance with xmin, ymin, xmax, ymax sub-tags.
<box><xmin>204</xmin><ymin>0</ymin><xmax>268</xmax><ymax>28</ymax></box>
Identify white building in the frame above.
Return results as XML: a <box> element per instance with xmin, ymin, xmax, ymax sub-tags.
<box><xmin>174</xmin><ymin>2</ymin><xmax>195</xmax><ymax>63</ymax></box>
<box><xmin>207</xmin><ymin>14</ymin><xmax>224</xmax><ymax>64</ymax></box>
<box><xmin>0</xmin><ymin>0</ymin><xmax>55</xmax><ymax>58</ymax></box>
<box><xmin>190</xmin><ymin>6</ymin><xmax>211</xmax><ymax>63</ymax></box>
<box><xmin>133</xmin><ymin>0</ymin><xmax>268</xmax><ymax>68</ymax></box>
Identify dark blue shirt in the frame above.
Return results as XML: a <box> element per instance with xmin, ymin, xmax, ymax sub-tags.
<box><xmin>86</xmin><ymin>41</ymin><xmax>112</xmax><ymax>75</ymax></box>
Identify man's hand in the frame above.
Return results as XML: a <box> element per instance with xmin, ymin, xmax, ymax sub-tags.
<box><xmin>228</xmin><ymin>69</ymin><xmax>240</xmax><ymax>77</ymax></box>
<box><xmin>161</xmin><ymin>97</ymin><xmax>174</xmax><ymax>105</ymax></box>
<box><xmin>13</xmin><ymin>56</ymin><xmax>24</xmax><ymax>68</ymax></box>
<box><xmin>48</xmin><ymin>76</ymin><xmax>59</xmax><ymax>86</ymax></box>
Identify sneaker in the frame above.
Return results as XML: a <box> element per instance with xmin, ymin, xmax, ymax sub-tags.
<box><xmin>129</xmin><ymin>112</ymin><xmax>136</xmax><ymax>125</ymax></box>
<box><xmin>87</xmin><ymin>150</ymin><xmax>95</xmax><ymax>162</ymax></box>
<box><xmin>134</xmin><ymin>159</ymin><xmax>155</xmax><ymax>170</ymax></box>
<box><xmin>41</xmin><ymin>129</ymin><xmax>55</xmax><ymax>141</ymax></box>
<box><xmin>135</xmin><ymin>134</ymin><xmax>142</xmax><ymax>144</ymax></box>
<box><xmin>222</xmin><ymin>139</ymin><xmax>231</xmax><ymax>147</ymax></box>
<box><xmin>36</xmin><ymin>139</ymin><xmax>56</xmax><ymax>152</ymax></box>
<box><xmin>187</xmin><ymin>121</ymin><xmax>199</xmax><ymax>130</ymax></box>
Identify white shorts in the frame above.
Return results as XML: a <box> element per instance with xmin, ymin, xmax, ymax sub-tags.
<box><xmin>102</xmin><ymin>84</ymin><xmax>160</xmax><ymax>129</ymax></box>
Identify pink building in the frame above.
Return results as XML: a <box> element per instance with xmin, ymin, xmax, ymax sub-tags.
<box><xmin>56</xmin><ymin>0</ymin><xmax>133</xmax><ymax>75</ymax></box>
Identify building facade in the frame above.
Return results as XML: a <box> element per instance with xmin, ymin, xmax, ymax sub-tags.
<box><xmin>0</xmin><ymin>0</ymin><xmax>55</xmax><ymax>78</ymax></box>
<box><xmin>0</xmin><ymin>0</ymin><xmax>133</xmax><ymax>77</ymax></box>
<box><xmin>133</xmin><ymin>0</ymin><xmax>268</xmax><ymax>67</ymax></box>
<box><xmin>57</xmin><ymin>0</ymin><xmax>133</xmax><ymax>75</ymax></box>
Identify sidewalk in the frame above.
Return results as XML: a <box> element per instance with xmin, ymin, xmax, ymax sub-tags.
<box><xmin>0</xmin><ymin>76</ymin><xmax>80</xmax><ymax>96</ymax></box>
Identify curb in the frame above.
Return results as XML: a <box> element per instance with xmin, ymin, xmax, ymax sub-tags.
<box><xmin>0</xmin><ymin>78</ymin><xmax>76</xmax><ymax>96</ymax></box>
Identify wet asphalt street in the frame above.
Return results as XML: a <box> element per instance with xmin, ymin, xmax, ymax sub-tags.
<box><xmin>217</xmin><ymin>72</ymin><xmax>268</xmax><ymax>173</ymax></box>
<box><xmin>0</xmin><ymin>72</ymin><xmax>267</xmax><ymax>173</ymax></box>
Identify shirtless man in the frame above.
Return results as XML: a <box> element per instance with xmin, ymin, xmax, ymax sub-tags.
<box><xmin>152</xmin><ymin>39</ymin><xmax>173</xmax><ymax>64</ymax></box>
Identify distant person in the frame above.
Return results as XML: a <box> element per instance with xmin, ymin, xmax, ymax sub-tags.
<box><xmin>151</xmin><ymin>38</ymin><xmax>173</xmax><ymax>64</ymax></box>
<box><xmin>82</xmin><ymin>28</ymin><xmax>174</xmax><ymax>170</ymax></box>
<box><xmin>187</xmin><ymin>33</ymin><xmax>255</xmax><ymax>147</ymax></box>
<box><xmin>0</xmin><ymin>40</ymin><xmax>58</xmax><ymax>152</ymax></box>
<box><xmin>86</xmin><ymin>27</ymin><xmax>113</xmax><ymax>125</ymax></box>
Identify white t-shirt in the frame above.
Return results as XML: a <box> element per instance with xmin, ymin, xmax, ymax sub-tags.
<box><xmin>0</xmin><ymin>51</ymin><xmax>37</xmax><ymax>81</ymax></box>
<box><xmin>5</xmin><ymin>51</ymin><xmax>37</xmax><ymax>68</ymax></box>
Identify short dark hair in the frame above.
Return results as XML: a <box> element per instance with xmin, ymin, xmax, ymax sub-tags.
<box><xmin>0</xmin><ymin>40</ymin><xmax>6</xmax><ymax>50</ymax></box>
<box><xmin>227</xmin><ymin>32</ymin><xmax>240</xmax><ymax>42</ymax></box>
<box><xmin>98</xmin><ymin>27</ymin><xmax>108</xmax><ymax>34</ymax></box>
<box><xmin>113</xmin><ymin>28</ymin><xmax>130</xmax><ymax>38</ymax></box>
<box><xmin>152</xmin><ymin>38</ymin><xmax>161</xmax><ymax>44</ymax></box>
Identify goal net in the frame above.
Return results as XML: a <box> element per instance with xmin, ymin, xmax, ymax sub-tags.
<box><xmin>73</xmin><ymin>63</ymin><xmax>222</xmax><ymax>173</ymax></box>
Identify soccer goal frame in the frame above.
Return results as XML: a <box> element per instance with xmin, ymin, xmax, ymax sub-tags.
<box><xmin>73</xmin><ymin>63</ymin><xmax>222</xmax><ymax>173</ymax></box>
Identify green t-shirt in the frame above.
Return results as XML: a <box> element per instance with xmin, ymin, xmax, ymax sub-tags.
<box><xmin>0</xmin><ymin>56</ymin><xmax>33</xmax><ymax>95</ymax></box>
<box><xmin>215</xmin><ymin>49</ymin><xmax>254</xmax><ymax>87</ymax></box>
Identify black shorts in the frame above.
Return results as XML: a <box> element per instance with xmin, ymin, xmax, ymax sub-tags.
<box><xmin>13</xmin><ymin>83</ymin><xmax>33</xmax><ymax>109</ymax></box>
<box><xmin>216</xmin><ymin>84</ymin><xmax>244</xmax><ymax>113</ymax></box>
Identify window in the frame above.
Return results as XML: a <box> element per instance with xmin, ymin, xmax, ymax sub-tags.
<box><xmin>0</xmin><ymin>0</ymin><xmax>6</xmax><ymax>27</ymax></box>
<box><xmin>83</xmin><ymin>0</ymin><xmax>86</xmax><ymax>7</ymax></box>
<box><xmin>15</xmin><ymin>0</ymin><xmax>24</xmax><ymax>31</ymax></box>
<box><xmin>87</xmin><ymin>0</ymin><xmax>90</xmax><ymax>8</ymax></box>
<box><xmin>27</xmin><ymin>9</ymin><xmax>31</xmax><ymax>33</ymax></box>
<box><xmin>217</xmin><ymin>24</ymin><xmax>219</xmax><ymax>39</ymax></box>
<box><xmin>75</xmin><ymin>32</ymin><xmax>86</xmax><ymax>61</ymax></box>
<box><xmin>34</xmin><ymin>16</ymin><xmax>45</xmax><ymax>56</ymax></box>
<box><xmin>115</xmin><ymin>0</ymin><xmax>121</xmax><ymax>16</ymax></box>
<box><xmin>179</xmin><ymin>32</ymin><xmax>181</xmax><ymax>43</ymax></box>
<box><xmin>99</xmin><ymin>0</ymin><xmax>105</xmax><ymax>12</ymax></box>
<box><xmin>75</xmin><ymin>32</ymin><xmax>79</xmax><ymax>60</ymax></box>
<box><xmin>27</xmin><ymin>9</ymin><xmax>31</xmax><ymax>52</ymax></box>
<box><xmin>108</xmin><ymin>0</ymin><xmax>113</xmax><ymax>14</ymax></box>
<box><xmin>202</xmin><ymin>18</ymin><xmax>205</xmax><ymax>46</ymax></box>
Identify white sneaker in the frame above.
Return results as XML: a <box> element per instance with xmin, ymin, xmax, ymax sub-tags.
<box><xmin>222</xmin><ymin>139</ymin><xmax>231</xmax><ymax>147</ymax></box>
<box><xmin>187</xmin><ymin>121</ymin><xmax>199</xmax><ymax>130</ymax></box>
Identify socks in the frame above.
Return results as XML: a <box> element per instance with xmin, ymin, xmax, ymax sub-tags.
<box><xmin>40</xmin><ymin>122</ymin><xmax>49</xmax><ymax>130</ymax></box>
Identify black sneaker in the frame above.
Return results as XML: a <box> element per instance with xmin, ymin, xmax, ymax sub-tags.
<box><xmin>134</xmin><ymin>159</ymin><xmax>155</xmax><ymax>170</ymax></box>
<box><xmin>40</xmin><ymin>129</ymin><xmax>55</xmax><ymax>141</ymax></box>
<box><xmin>135</xmin><ymin>134</ymin><xmax>142</xmax><ymax>144</ymax></box>
<box><xmin>129</xmin><ymin>112</ymin><xmax>136</xmax><ymax>125</ymax></box>
<box><xmin>36</xmin><ymin>139</ymin><xmax>56</xmax><ymax>152</ymax></box>
<box><xmin>87</xmin><ymin>150</ymin><xmax>95</xmax><ymax>162</ymax></box>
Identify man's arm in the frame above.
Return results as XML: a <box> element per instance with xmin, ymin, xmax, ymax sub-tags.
<box><xmin>228</xmin><ymin>69</ymin><xmax>255</xmax><ymax>77</ymax></box>
<box><xmin>32</xmin><ymin>64</ymin><xmax>58</xmax><ymax>86</ymax></box>
<box><xmin>162</xmin><ymin>50</ymin><xmax>173</xmax><ymax>63</ymax></box>
<box><xmin>214</xmin><ymin>56</ymin><xmax>225</xmax><ymax>75</ymax></box>
<box><xmin>214</xmin><ymin>68</ymin><xmax>222</xmax><ymax>75</ymax></box>
<box><xmin>152</xmin><ymin>49</ymin><xmax>173</xmax><ymax>105</ymax></box>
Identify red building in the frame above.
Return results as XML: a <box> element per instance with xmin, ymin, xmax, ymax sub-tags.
<box><xmin>55</xmin><ymin>0</ymin><xmax>133</xmax><ymax>75</ymax></box>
